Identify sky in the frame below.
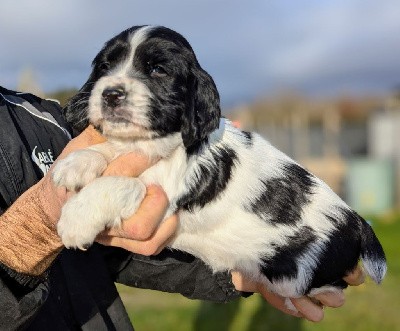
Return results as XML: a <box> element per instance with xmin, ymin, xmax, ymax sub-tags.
<box><xmin>1</xmin><ymin>0</ymin><xmax>400</xmax><ymax>108</ymax></box>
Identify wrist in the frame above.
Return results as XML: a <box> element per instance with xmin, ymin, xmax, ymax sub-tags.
<box><xmin>0</xmin><ymin>180</ymin><xmax>63</xmax><ymax>276</ymax></box>
<box><xmin>37</xmin><ymin>173</ymin><xmax>68</xmax><ymax>225</ymax></box>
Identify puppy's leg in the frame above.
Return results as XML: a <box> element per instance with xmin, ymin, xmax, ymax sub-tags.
<box><xmin>57</xmin><ymin>176</ymin><xmax>146</xmax><ymax>250</ymax></box>
<box><xmin>52</xmin><ymin>142</ymin><xmax>117</xmax><ymax>191</ymax></box>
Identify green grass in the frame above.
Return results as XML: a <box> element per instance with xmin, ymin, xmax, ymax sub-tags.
<box><xmin>117</xmin><ymin>216</ymin><xmax>400</xmax><ymax>331</ymax></box>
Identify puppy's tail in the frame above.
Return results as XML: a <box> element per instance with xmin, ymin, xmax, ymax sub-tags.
<box><xmin>360</xmin><ymin>220</ymin><xmax>387</xmax><ymax>284</ymax></box>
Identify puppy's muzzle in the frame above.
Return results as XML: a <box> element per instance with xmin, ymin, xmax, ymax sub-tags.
<box><xmin>102</xmin><ymin>87</ymin><xmax>126</xmax><ymax>108</ymax></box>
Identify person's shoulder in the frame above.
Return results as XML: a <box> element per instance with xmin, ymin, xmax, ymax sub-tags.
<box><xmin>0</xmin><ymin>86</ymin><xmax>20</xmax><ymax>104</ymax></box>
<box><xmin>1</xmin><ymin>87</ymin><xmax>59</xmax><ymax>109</ymax></box>
<box><xmin>0</xmin><ymin>86</ymin><xmax>71</xmax><ymax>138</ymax></box>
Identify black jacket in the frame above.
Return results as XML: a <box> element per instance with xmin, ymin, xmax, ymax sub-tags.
<box><xmin>0</xmin><ymin>87</ymin><xmax>240</xmax><ymax>331</ymax></box>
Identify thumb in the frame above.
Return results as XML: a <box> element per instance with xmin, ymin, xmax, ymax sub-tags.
<box><xmin>103</xmin><ymin>152</ymin><xmax>158</xmax><ymax>177</ymax></box>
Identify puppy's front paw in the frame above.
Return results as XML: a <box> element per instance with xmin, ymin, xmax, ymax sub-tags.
<box><xmin>58</xmin><ymin>195</ymin><xmax>104</xmax><ymax>250</ymax></box>
<box><xmin>57</xmin><ymin>176</ymin><xmax>146</xmax><ymax>250</ymax></box>
<box><xmin>52</xmin><ymin>149</ymin><xmax>108</xmax><ymax>191</ymax></box>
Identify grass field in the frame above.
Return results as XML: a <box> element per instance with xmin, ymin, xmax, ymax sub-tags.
<box><xmin>117</xmin><ymin>215</ymin><xmax>400</xmax><ymax>331</ymax></box>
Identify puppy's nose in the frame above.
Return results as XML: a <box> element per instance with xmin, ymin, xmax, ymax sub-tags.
<box><xmin>102</xmin><ymin>87</ymin><xmax>126</xmax><ymax>107</ymax></box>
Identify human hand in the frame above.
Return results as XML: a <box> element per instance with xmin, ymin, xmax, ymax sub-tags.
<box><xmin>95</xmin><ymin>187</ymin><xmax>177</xmax><ymax>255</ymax></box>
<box><xmin>231</xmin><ymin>265</ymin><xmax>365</xmax><ymax>322</ymax></box>
<box><xmin>42</xmin><ymin>126</ymin><xmax>176</xmax><ymax>254</ymax></box>
<box><xmin>41</xmin><ymin>125</ymin><xmax>153</xmax><ymax>224</ymax></box>
<box><xmin>0</xmin><ymin>127</ymin><xmax>105</xmax><ymax>275</ymax></box>
<box><xmin>38</xmin><ymin>126</ymin><xmax>107</xmax><ymax>224</ymax></box>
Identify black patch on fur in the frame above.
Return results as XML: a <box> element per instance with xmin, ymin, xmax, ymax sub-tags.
<box><xmin>141</xmin><ymin>28</ymin><xmax>221</xmax><ymax>150</ymax></box>
<box><xmin>308</xmin><ymin>208</ymin><xmax>362</xmax><ymax>291</ymax></box>
<box><xmin>180</xmin><ymin>65</ymin><xmax>220</xmax><ymax>151</ymax></box>
<box><xmin>260</xmin><ymin>226</ymin><xmax>317</xmax><ymax>282</ymax></box>
<box><xmin>129</xmin><ymin>26</ymin><xmax>220</xmax><ymax>150</ymax></box>
<box><xmin>63</xmin><ymin>27</ymin><xmax>138</xmax><ymax>133</ymax></box>
<box><xmin>246</xmin><ymin>163</ymin><xmax>315</xmax><ymax>226</ymax></box>
<box><xmin>177</xmin><ymin>145</ymin><xmax>238</xmax><ymax>211</ymax></box>
<box><xmin>131</xmin><ymin>29</ymin><xmax>192</xmax><ymax>139</ymax></box>
<box><xmin>260</xmin><ymin>208</ymin><xmax>363</xmax><ymax>293</ymax></box>
<box><xmin>241</xmin><ymin>131</ymin><xmax>253</xmax><ymax>147</ymax></box>
<box><xmin>360</xmin><ymin>219</ymin><xmax>386</xmax><ymax>283</ymax></box>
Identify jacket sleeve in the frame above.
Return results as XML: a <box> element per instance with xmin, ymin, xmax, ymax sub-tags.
<box><xmin>99</xmin><ymin>245</ymin><xmax>246</xmax><ymax>303</ymax></box>
<box><xmin>0</xmin><ymin>261</ymin><xmax>50</xmax><ymax>331</ymax></box>
<box><xmin>0</xmin><ymin>199</ymin><xmax>51</xmax><ymax>331</ymax></box>
<box><xmin>0</xmin><ymin>88</ymin><xmax>71</xmax><ymax>330</ymax></box>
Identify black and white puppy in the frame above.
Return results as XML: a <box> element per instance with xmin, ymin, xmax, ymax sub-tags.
<box><xmin>53</xmin><ymin>25</ymin><xmax>386</xmax><ymax>302</ymax></box>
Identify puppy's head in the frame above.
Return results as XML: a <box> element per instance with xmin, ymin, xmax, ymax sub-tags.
<box><xmin>64</xmin><ymin>25</ymin><xmax>221</xmax><ymax>150</ymax></box>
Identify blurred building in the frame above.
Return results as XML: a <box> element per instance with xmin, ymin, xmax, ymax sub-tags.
<box><xmin>366</xmin><ymin>93</ymin><xmax>400</xmax><ymax>212</ymax></box>
<box><xmin>229</xmin><ymin>92</ymin><xmax>400</xmax><ymax>215</ymax></box>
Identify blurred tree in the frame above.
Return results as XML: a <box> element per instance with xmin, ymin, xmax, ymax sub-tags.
<box><xmin>47</xmin><ymin>88</ymin><xmax>78</xmax><ymax>107</ymax></box>
<box><xmin>17</xmin><ymin>67</ymin><xmax>44</xmax><ymax>98</ymax></box>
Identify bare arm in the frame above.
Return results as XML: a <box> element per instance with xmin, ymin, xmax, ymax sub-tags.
<box><xmin>0</xmin><ymin>179</ymin><xmax>63</xmax><ymax>276</ymax></box>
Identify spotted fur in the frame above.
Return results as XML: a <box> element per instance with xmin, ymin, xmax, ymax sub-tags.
<box><xmin>53</xmin><ymin>25</ymin><xmax>386</xmax><ymax>300</ymax></box>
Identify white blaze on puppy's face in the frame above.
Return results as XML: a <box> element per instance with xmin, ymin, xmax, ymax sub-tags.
<box><xmin>116</xmin><ymin>26</ymin><xmax>153</xmax><ymax>76</ymax></box>
<box><xmin>88</xmin><ymin>76</ymin><xmax>154</xmax><ymax>139</ymax></box>
<box><xmin>88</xmin><ymin>26</ymin><xmax>155</xmax><ymax>139</ymax></box>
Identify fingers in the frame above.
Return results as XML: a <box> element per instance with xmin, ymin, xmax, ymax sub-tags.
<box><xmin>231</xmin><ymin>273</ymin><xmax>303</xmax><ymax>319</ymax></box>
<box><xmin>259</xmin><ymin>290</ymin><xmax>304</xmax><ymax>318</ymax></box>
<box><xmin>59</xmin><ymin>125</ymin><xmax>106</xmax><ymax>158</ymax></box>
<box><xmin>107</xmin><ymin>185</ymin><xmax>169</xmax><ymax>240</ymax></box>
<box><xmin>292</xmin><ymin>265</ymin><xmax>364</xmax><ymax>322</ymax></box>
<box><xmin>231</xmin><ymin>272</ymin><xmax>325</xmax><ymax>321</ymax></box>
<box><xmin>103</xmin><ymin>152</ymin><xmax>156</xmax><ymax>177</ymax></box>
<box><xmin>313</xmin><ymin>290</ymin><xmax>345</xmax><ymax>308</ymax></box>
<box><xmin>55</xmin><ymin>125</ymin><xmax>174</xmax><ymax>256</ymax></box>
<box><xmin>291</xmin><ymin>297</ymin><xmax>324</xmax><ymax>322</ymax></box>
<box><xmin>96</xmin><ymin>213</ymin><xmax>178</xmax><ymax>255</ymax></box>
<box><xmin>289</xmin><ymin>265</ymin><xmax>364</xmax><ymax>322</ymax></box>
<box><xmin>343</xmin><ymin>265</ymin><xmax>366</xmax><ymax>286</ymax></box>
<box><xmin>231</xmin><ymin>271</ymin><xmax>348</xmax><ymax>322</ymax></box>
<box><xmin>96</xmin><ymin>185</ymin><xmax>176</xmax><ymax>255</ymax></box>
<box><xmin>230</xmin><ymin>271</ymin><xmax>258</xmax><ymax>293</ymax></box>
<box><xmin>291</xmin><ymin>288</ymin><xmax>346</xmax><ymax>322</ymax></box>
<box><xmin>293</xmin><ymin>265</ymin><xmax>364</xmax><ymax>322</ymax></box>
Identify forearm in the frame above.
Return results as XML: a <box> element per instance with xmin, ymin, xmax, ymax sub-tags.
<box><xmin>104</xmin><ymin>247</ymin><xmax>242</xmax><ymax>303</ymax></box>
<box><xmin>0</xmin><ymin>178</ymin><xmax>63</xmax><ymax>277</ymax></box>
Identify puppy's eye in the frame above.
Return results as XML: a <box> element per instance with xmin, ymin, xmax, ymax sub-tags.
<box><xmin>150</xmin><ymin>65</ymin><xmax>168</xmax><ymax>78</ymax></box>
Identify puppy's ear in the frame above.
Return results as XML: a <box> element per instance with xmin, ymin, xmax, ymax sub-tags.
<box><xmin>182</xmin><ymin>66</ymin><xmax>221</xmax><ymax>150</ymax></box>
<box><xmin>62</xmin><ymin>79</ymin><xmax>93</xmax><ymax>135</ymax></box>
